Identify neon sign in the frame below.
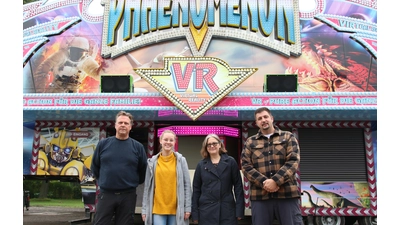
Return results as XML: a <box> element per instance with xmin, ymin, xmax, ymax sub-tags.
<box><xmin>157</xmin><ymin>126</ymin><xmax>239</xmax><ymax>137</ymax></box>
<box><xmin>101</xmin><ymin>0</ymin><xmax>302</xmax><ymax>58</ymax></box>
<box><xmin>134</xmin><ymin>57</ymin><xmax>257</xmax><ymax>120</ymax></box>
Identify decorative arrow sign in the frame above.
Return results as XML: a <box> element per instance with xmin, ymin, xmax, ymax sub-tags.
<box><xmin>134</xmin><ymin>57</ymin><xmax>257</xmax><ymax>120</ymax></box>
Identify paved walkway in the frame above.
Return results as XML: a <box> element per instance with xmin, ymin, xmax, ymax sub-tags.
<box><xmin>23</xmin><ymin>206</ymin><xmax>259</xmax><ymax>225</ymax></box>
<box><xmin>23</xmin><ymin>206</ymin><xmax>91</xmax><ymax>225</ymax></box>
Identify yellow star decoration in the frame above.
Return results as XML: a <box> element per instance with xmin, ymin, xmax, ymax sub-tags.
<box><xmin>134</xmin><ymin>57</ymin><xmax>258</xmax><ymax>121</ymax></box>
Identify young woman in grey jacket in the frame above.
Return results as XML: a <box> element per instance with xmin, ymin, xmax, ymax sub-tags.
<box><xmin>141</xmin><ymin>130</ymin><xmax>192</xmax><ymax>225</ymax></box>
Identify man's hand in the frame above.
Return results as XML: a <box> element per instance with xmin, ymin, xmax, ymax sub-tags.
<box><xmin>263</xmin><ymin>179</ymin><xmax>279</xmax><ymax>192</ymax></box>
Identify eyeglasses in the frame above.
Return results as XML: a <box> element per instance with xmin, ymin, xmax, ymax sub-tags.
<box><xmin>206</xmin><ymin>142</ymin><xmax>219</xmax><ymax>147</ymax></box>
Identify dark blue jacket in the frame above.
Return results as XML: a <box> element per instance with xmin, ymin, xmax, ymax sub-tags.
<box><xmin>191</xmin><ymin>153</ymin><xmax>245</xmax><ymax>225</ymax></box>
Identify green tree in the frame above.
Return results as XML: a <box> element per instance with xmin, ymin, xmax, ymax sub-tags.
<box><xmin>39</xmin><ymin>181</ymin><xmax>49</xmax><ymax>199</ymax></box>
<box><xmin>23</xmin><ymin>0</ymin><xmax>40</xmax><ymax>4</ymax></box>
<box><xmin>23</xmin><ymin>180</ymin><xmax>82</xmax><ymax>199</ymax></box>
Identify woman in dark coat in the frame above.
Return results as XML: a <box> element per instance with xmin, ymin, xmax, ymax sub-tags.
<box><xmin>191</xmin><ymin>134</ymin><xmax>245</xmax><ymax>225</ymax></box>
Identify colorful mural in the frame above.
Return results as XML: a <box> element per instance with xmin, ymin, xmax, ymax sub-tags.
<box><xmin>23</xmin><ymin>122</ymin><xmax>36</xmax><ymax>175</ymax></box>
<box><xmin>35</xmin><ymin>127</ymin><xmax>98</xmax><ymax>183</ymax></box>
<box><xmin>23</xmin><ymin>0</ymin><xmax>377</xmax><ymax>94</ymax></box>
<box><xmin>301</xmin><ymin>182</ymin><xmax>371</xmax><ymax>209</ymax></box>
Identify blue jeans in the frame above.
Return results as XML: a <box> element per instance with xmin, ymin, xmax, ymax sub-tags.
<box><xmin>153</xmin><ymin>214</ymin><xmax>176</xmax><ymax>225</ymax></box>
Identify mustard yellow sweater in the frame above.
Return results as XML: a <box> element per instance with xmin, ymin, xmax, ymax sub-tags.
<box><xmin>152</xmin><ymin>153</ymin><xmax>177</xmax><ymax>214</ymax></box>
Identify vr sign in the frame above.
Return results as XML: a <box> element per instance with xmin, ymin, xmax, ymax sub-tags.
<box><xmin>134</xmin><ymin>57</ymin><xmax>257</xmax><ymax>120</ymax></box>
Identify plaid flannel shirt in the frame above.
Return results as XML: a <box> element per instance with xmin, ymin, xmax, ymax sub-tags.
<box><xmin>241</xmin><ymin>126</ymin><xmax>301</xmax><ymax>200</ymax></box>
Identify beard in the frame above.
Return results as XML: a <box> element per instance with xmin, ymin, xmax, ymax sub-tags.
<box><xmin>260</xmin><ymin>122</ymin><xmax>274</xmax><ymax>134</ymax></box>
<box><xmin>261</xmin><ymin>122</ymin><xmax>270</xmax><ymax>129</ymax></box>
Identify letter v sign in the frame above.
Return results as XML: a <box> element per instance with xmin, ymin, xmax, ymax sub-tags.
<box><xmin>134</xmin><ymin>57</ymin><xmax>257</xmax><ymax>120</ymax></box>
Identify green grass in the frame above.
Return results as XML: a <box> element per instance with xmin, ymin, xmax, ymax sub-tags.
<box><xmin>30</xmin><ymin>198</ymin><xmax>85</xmax><ymax>208</ymax></box>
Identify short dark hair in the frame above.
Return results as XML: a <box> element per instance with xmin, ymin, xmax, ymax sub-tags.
<box><xmin>254</xmin><ymin>107</ymin><xmax>272</xmax><ymax>119</ymax></box>
<box><xmin>115</xmin><ymin>111</ymin><xmax>134</xmax><ymax>125</ymax></box>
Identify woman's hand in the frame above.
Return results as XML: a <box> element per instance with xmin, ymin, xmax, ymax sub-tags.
<box><xmin>184</xmin><ymin>212</ymin><xmax>191</xmax><ymax>220</ymax></box>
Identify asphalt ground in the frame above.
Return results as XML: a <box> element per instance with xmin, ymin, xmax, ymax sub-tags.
<box><xmin>23</xmin><ymin>206</ymin><xmax>148</xmax><ymax>225</ymax></box>
<box><xmin>22</xmin><ymin>206</ymin><xmax>257</xmax><ymax>225</ymax></box>
<box><xmin>23</xmin><ymin>206</ymin><xmax>92</xmax><ymax>225</ymax></box>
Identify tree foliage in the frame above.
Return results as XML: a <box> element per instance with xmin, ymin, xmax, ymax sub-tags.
<box><xmin>23</xmin><ymin>0</ymin><xmax>40</xmax><ymax>5</ymax></box>
<box><xmin>23</xmin><ymin>180</ymin><xmax>82</xmax><ymax>199</ymax></box>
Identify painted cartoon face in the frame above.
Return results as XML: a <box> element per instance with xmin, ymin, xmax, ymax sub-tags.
<box><xmin>255</xmin><ymin>110</ymin><xmax>274</xmax><ymax>133</ymax></box>
<box><xmin>160</xmin><ymin>132</ymin><xmax>176</xmax><ymax>151</ymax></box>
<box><xmin>49</xmin><ymin>130</ymin><xmax>78</xmax><ymax>163</ymax></box>
<box><xmin>51</xmin><ymin>144</ymin><xmax>73</xmax><ymax>163</ymax></box>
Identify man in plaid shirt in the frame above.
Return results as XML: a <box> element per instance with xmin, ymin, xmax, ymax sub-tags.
<box><xmin>241</xmin><ymin>107</ymin><xmax>303</xmax><ymax>225</ymax></box>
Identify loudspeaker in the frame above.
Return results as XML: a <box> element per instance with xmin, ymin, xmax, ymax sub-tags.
<box><xmin>263</xmin><ymin>74</ymin><xmax>298</xmax><ymax>92</ymax></box>
<box><xmin>100</xmin><ymin>75</ymin><xmax>133</xmax><ymax>93</ymax></box>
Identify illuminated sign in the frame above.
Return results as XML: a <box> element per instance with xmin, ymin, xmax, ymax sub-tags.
<box><xmin>23</xmin><ymin>93</ymin><xmax>377</xmax><ymax>108</ymax></box>
<box><xmin>157</xmin><ymin>126</ymin><xmax>240</xmax><ymax>137</ymax></box>
<box><xmin>101</xmin><ymin>0</ymin><xmax>302</xmax><ymax>58</ymax></box>
<box><xmin>134</xmin><ymin>57</ymin><xmax>257</xmax><ymax>120</ymax></box>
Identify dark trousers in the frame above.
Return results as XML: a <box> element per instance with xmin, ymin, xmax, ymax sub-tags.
<box><xmin>251</xmin><ymin>198</ymin><xmax>303</xmax><ymax>225</ymax></box>
<box><xmin>94</xmin><ymin>189</ymin><xmax>137</xmax><ymax>225</ymax></box>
